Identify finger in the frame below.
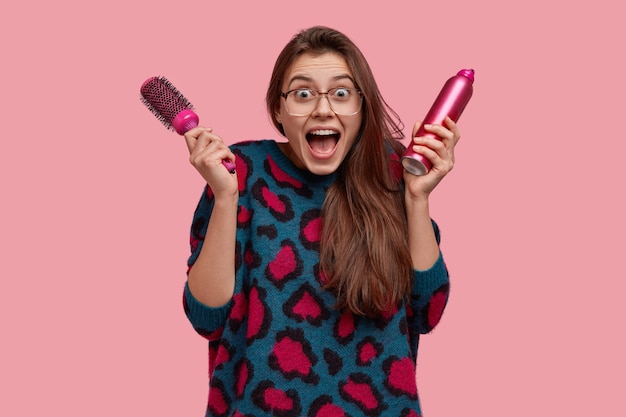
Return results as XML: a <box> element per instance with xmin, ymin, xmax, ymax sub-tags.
<box><xmin>190</xmin><ymin>136</ymin><xmax>233</xmax><ymax>171</ymax></box>
<box><xmin>412</xmin><ymin>135</ymin><xmax>446</xmax><ymax>154</ymax></box>
<box><xmin>191</xmin><ymin>149</ymin><xmax>231</xmax><ymax>171</ymax></box>
<box><xmin>192</xmin><ymin>129</ymin><xmax>225</xmax><ymax>156</ymax></box>
<box><xmin>183</xmin><ymin>127</ymin><xmax>212</xmax><ymax>153</ymax></box>
<box><xmin>410</xmin><ymin>143</ymin><xmax>441</xmax><ymax>169</ymax></box>
<box><xmin>413</xmin><ymin>134</ymin><xmax>455</xmax><ymax>168</ymax></box>
<box><xmin>423</xmin><ymin>123</ymin><xmax>454</xmax><ymax>142</ymax></box>
<box><xmin>443</xmin><ymin>117</ymin><xmax>461</xmax><ymax>146</ymax></box>
<box><xmin>411</xmin><ymin>121</ymin><xmax>423</xmax><ymax>138</ymax></box>
<box><xmin>183</xmin><ymin>127</ymin><xmax>201</xmax><ymax>153</ymax></box>
<box><xmin>422</xmin><ymin>124</ymin><xmax>457</xmax><ymax>163</ymax></box>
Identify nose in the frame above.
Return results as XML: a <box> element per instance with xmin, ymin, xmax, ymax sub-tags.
<box><xmin>311</xmin><ymin>94</ymin><xmax>334</xmax><ymax>117</ymax></box>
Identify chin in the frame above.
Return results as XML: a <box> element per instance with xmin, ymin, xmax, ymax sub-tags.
<box><xmin>302</xmin><ymin>157</ymin><xmax>343</xmax><ymax>176</ymax></box>
<box><xmin>308</xmin><ymin>166</ymin><xmax>337</xmax><ymax>176</ymax></box>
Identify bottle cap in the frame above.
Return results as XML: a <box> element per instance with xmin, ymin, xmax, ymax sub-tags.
<box><xmin>457</xmin><ymin>69</ymin><xmax>475</xmax><ymax>83</ymax></box>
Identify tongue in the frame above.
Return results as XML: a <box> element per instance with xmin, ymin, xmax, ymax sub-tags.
<box><xmin>308</xmin><ymin>135</ymin><xmax>336</xmax><ymax>154</ymax></box>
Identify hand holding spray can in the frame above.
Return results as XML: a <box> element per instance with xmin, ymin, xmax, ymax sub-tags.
<box><xmin>401</xmin><ymin>69</ymin><xmax>475</xmax><ymax>176</ymax></box>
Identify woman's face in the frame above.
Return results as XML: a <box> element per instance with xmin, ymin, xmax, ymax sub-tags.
<box><xmin>275</xmin><ymin>51</ymin><xmax>363</xmax><ymax>175</ymax></box>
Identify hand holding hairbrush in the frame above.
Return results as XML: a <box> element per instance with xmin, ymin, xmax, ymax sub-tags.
<box><xmin>140</xmin><ymin>76</ymin><xmax>236</xmax><ymax>173</ymax></box>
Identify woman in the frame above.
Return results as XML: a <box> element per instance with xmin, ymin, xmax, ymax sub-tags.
<box><xmin>183</xmin><ymin>26</ymin><xmax>459</xmax><ymax>417</ymax></box>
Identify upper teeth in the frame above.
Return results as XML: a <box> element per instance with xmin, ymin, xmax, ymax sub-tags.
<box><xmin>310</xmin><ymin>129</ymin><xmax>336</xmax><ymax>136</ymax></box>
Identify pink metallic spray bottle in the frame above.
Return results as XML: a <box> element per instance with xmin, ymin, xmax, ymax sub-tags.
<box><xmin>401</xmin><ymin>69</ymin><xmax>475</xmax><ymax>176</ymax></box>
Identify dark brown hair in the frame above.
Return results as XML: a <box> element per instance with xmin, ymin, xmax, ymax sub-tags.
<box><xmin>266</xmin><ymin>26</ymin><xmax>413</xmax><ymax>317</ymax></box>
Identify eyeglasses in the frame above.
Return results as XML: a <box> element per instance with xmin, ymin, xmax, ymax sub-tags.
<box><xmin>280</xmin><ymin>87</ymin><xmax>363</xmax><ymax>116</ymax></box>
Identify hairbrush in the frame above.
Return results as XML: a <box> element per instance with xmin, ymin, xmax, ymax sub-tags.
<box><xmin>402</xmin><ymin>69</ymin><xmax>475</xmax><ymax>176</ymax></box>
<box><xmin>140</xmin><ymin>76</ymin><xmax>236</xmax><ymax>173</ymax></box>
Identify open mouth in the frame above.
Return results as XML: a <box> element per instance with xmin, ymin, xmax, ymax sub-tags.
<box><xmin>306</xmin><ymin>129</ymin><xmax>340</xmax><ymax>155</ymax></box>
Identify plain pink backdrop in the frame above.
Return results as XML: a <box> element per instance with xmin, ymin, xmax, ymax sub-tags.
<box><xmin>1</xmin><ymin>0</ymin><xmax>624</xmax><ymax>415</ymax></box>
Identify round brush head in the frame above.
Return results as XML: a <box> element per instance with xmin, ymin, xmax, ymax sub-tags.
<box><xmin>140</xmin><ymin>76</ymin><xmax>198</xmax><ymax>134</ymax></box>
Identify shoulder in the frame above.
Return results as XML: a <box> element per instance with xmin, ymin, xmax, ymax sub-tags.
<box><xmin>230</xmin><ymin>139</ymin><xmax>277</xmax><ymax>156</ymax></box>
<box><xmin>229</xmin><ymin>140</ymin><xmax>287</xmax><ymax>174</ymax></box>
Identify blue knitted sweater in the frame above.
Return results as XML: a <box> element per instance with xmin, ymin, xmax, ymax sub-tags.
<box><xmin>183</xmin><ymin>140</ymin><xmax>450</xmax><ymax>417</ymax></box>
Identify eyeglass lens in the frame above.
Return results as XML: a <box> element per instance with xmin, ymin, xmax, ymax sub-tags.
<box><xmin>285</xmin><ymin>88</ymin><xmax>361</xmax><ymax>116</ymax></box>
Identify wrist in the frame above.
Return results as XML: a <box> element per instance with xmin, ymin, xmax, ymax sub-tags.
<box><xmin>405</xmin><ymin>192</ymin><xmax>430</xmax><ymax>211</ymax></box>
<box><xmin>213</xmin><ymin>190</ymin><xmax>239</xmax><ymax>208</ymax></box>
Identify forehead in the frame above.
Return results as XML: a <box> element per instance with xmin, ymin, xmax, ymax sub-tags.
<box><xmin>283</xmin><ymin>51</ymin><xmax>354</xmax><ymax>88</ymax></box>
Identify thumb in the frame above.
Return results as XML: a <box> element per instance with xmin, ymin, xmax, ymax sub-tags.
<box><xmin>411</xmin><ymin>121</ymin><xmax>423</xmax><ymax>138</ymax></box>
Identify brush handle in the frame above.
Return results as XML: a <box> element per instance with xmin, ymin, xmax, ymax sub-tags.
<box><xmin>173</xmin><ymin>109</ymin><xmax>237</xmax><ymax>174</ymax></box>
<box><xmin>402</xmin><ymin>69</ymin><xmax>474</xmax><ymax>176</ymax></box>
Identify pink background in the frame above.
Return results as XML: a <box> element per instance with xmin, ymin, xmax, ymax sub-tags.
<box><xmin>1</xmin><ymin>0</ymin><xmax>624</xmax><ymax>415</ymax></box>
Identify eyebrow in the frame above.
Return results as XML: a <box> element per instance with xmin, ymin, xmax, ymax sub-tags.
<box><xmin>286</xmin><ymin>74</ymin><xmax>356</xmax><ymax>90</ymax></box>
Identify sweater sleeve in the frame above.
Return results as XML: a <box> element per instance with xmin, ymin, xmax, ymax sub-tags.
<box><xmin>183</xmin><ymin>282</ymin><xmax>231</xmax><ymax>340</ymax></box>
<box><xmin>407</xmin><ymin>220</ymin><xmax>450</xmax><ymax>335</ymax></box>
<box><xmin>181</xmin><ymin>185</ymin><xmax>231</xmax><ymax>341</ymax></box>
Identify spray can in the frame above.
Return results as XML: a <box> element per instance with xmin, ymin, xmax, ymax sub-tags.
<box><xmin>401</xmin><ymin>69</ymin><xmax>475</xmax><ymax>176</ymax></box>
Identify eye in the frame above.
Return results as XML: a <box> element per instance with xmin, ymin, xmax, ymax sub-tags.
<box><xmin>294</xmin><ymin>89</ymin><xmax>315</xmax><ymax>100</ymax></box>
<box><xmin>331</xmin><ymin>88</ymin><xmax>351</xmax><ymax>100</ymax></box>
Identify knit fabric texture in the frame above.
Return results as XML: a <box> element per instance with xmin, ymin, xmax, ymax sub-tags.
<box><xmin>183</xmin><ymin>140</ymin><xmax>450</xmax><ymax>417</ymax></box>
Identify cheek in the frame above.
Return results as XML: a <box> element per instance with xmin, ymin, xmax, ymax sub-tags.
<box><xmin>281</xmin><ymin>122</ymin><xmax>296</xmax><ymax>141</ymax></box>
<box><xmin>344</xmin><ymin>118</ymin><xmax>363</xmax><ymax>144</ymax></box>
<box><xmin>281</xmin><ymin>118</ymin><xmax>306</xmax><ymax>143</ymax></box>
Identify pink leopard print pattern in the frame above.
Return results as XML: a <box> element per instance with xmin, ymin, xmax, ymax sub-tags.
<box><xmin>184</xmin><ymin>140</ymin><xmax>450</xmax><ymax>417</ymax></box>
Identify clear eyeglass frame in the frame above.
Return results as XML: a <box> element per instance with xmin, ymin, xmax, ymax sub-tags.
<box><xmin>280</xmin><ymin>87</ymin><xmax>363</xmax><ymax>117</ymax></box>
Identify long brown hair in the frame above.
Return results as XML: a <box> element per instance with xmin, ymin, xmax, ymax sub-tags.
<box><xmin>266</xmin><ymin>26</ymin><xmax>413</xmax><ymax>317</ymax></box>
